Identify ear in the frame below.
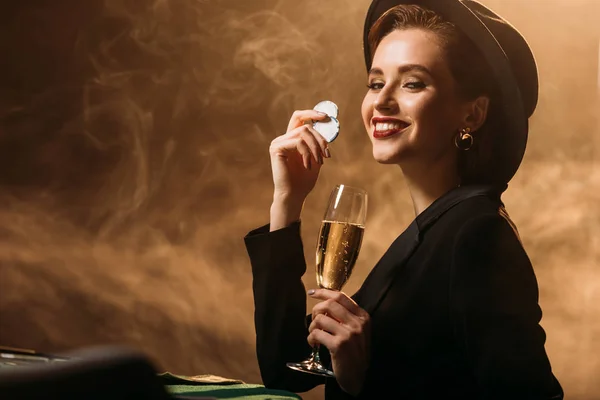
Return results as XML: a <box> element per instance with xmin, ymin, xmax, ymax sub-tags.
<box><xmin>462</xmin><ymin>95</ymin><xmax>490</xmax><ymax>132</ymax></box>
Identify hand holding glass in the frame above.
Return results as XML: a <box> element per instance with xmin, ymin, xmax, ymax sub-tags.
<box><xmin>287</xmin><ymin>184</ymin><xmax>367</xmax><ymax>377</ymax></box>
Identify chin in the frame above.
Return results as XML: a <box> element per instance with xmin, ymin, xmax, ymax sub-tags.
<box><xmin>371</xmin><ymin>140</ymin><xmax>410</xmax><ymax>164</ymax></box>
<box><xmin>372</xmin><ymin>148</ymin><xmax>404</xmax><ymax>164</ymax></box>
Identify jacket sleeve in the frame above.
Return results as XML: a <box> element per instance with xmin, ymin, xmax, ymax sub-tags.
<box><xmin>450</xmin><ymin>214</ymin><xmax>563</xmax><ymax>400</ymax></box>
<box><xmin>244</xmin><ymin>221</ymin><xmax>325</xmax><ymax>392</ymax></box>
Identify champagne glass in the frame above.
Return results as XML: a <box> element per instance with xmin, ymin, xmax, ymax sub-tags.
<box><xmin>287</xmin><ymin>184</ymin><xmax>367</xmax><ymax>377</ymax></box>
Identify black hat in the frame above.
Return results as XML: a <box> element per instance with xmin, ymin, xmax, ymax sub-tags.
<box><xmin>363</xmin><ymin>0</ymin><xmax>539</xmax><ymax>184</ymax></box>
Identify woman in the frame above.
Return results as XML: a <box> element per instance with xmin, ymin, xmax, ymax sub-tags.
<box><xmin>245</xmin><ymin>1</ymin><xmax>563</xmax><ymax>398</ymax></box>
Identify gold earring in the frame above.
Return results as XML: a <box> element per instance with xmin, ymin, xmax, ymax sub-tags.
<box><xmin>455</xmin><ymin>127</ymin><xmax>473</xmax><ymax>151</ymax></box>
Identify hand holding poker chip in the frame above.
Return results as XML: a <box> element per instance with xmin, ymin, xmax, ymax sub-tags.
<box><xmin>313</xmin><ymin>100</ymin><xmax>340</xmax><ymax>143</ymax></box>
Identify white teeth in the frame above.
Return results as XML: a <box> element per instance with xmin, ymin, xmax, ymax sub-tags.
<box><xmin>375</xmin><ymin>122</ymin><xmax>404</xmax><ymax>131</ymax></box>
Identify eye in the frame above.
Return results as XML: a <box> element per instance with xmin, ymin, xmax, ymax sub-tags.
<box><xmin>366</xmin><ymin>81</ymin><xmax>385</xmax><ymax>91</ymax></box>
<box><xmin>403</xmin><ymin>81</ymin><xmax>426</xmax><ymax>90</ymax></box>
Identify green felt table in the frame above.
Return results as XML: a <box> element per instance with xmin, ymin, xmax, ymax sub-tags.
<box><xmin>166</xmin><ymin>383</ymin><xmax>302</xmax><ymax>399</ymax></box>
<box><xmin>0</xmin><ymin>348</ymin><xmax>302</xmax><ymax>399</ymax></box>
<box><xmin>159</xmin><ymin>372</ymin><xmax>302</xmax><ymax>399</ymax></box>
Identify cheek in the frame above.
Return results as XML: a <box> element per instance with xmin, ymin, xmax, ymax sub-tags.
<box><xmin>410</xmin><ymin>94</ymin><xmax>457</xmax><ymax>130</ymax></box>
<box><xmin>404</xmin><ymin>92</ymin><xmax>439</xmax><ymax>116</ymax></box>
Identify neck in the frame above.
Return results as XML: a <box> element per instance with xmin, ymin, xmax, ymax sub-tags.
<box><xmin>400</xmin><ymin>158</ymin><xmax>460</xmax><ymax>216</ymax></box>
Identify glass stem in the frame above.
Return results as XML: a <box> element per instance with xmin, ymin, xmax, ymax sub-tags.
<box><xmin>309</xmin><ymin>345</ymin><xmax>321</xmax><ymax>365</ymax></box>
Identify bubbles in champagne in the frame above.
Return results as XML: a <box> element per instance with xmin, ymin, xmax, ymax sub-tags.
<box><xmin>316</xmin><ymin>221</ymin><xmax>364</xmax><ymax>291</ymax></box>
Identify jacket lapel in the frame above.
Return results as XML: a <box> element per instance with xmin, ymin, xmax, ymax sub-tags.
<box><xmin>353</xmin><ymin>184</ymin><xmax>504</xmax><ymax>315</ymax></box>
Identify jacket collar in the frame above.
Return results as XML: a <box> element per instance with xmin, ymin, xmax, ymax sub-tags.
<box><xmin>415</xmin><ymin>184</ymin><xmax>505</xmax><ymax>234</ymax></box>
<box><xmin>354</xmin><ymin>184</ymin><xmax>505</xmax><ymax>315</ymax></box>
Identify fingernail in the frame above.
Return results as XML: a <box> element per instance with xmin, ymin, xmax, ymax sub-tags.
<box><xmin>316</xmin><ymin>111</ymin><xmax>327</xmax><ymax>116</ymax></box>
<box><xmin>307</xmin><ymin>289</ymin><xmax>315</xmax><ymax>295</ymax></box>
<box><xmin>324</xmin><ymin>148</ymin><xmax>331</xmax><ymax>158</ymax></box>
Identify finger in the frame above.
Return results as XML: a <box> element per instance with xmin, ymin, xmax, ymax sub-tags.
<box><xmin>271</xmin><ymin>136</ymin><xmax>315</xmax><ymax>170</ymax></box>
<box><xmin>305</xmin><ymin>125</ymin><xmax>331</xmax><ymax>159</ymax></box>
<box><xmin>286</xmin><ymin>125</ymin><xmax>330</xmax><ymax>160</ymax></box>
<box><xmin>287</xmin><ymin>110</ymin><xmax>330</xmax><ymax>132</ymax></box>
<box><xmin>308</xmin><ymin>313</ymin><xmax>347</xmax><ymax>335</ymax></box>
<box><xmin>299</xmin><ymin>126</ymin><xmax>324</xmax><ymax>165</ymax></box>
<box><xmin>307</xmin><ymin>328</ymin><xmax>338</xmax><ymax>350</ymax></box>
<box><xmin>308</xmin><ymin>289</ymin><xmax>369</xmax><ymax>319</ymax></box>
<box><xmin>273</xmin><ymin>117</ymin><xmax>331</xmax><ymax>162</ymax></box>
<box><xmin>312</xmin><ymin>299</ymin><xmax>355</xmax><ymax>326</ymax></box>
<box><xmin>296</xmin><ymin>139</ymin><xmax>312</xmax><ymax>170</ymax></box>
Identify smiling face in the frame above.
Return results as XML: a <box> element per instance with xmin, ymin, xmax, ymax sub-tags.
<box><xmin>361</xmin><ymin>28</ymin><xmax>472</xmax><ymax>167</ymax></box>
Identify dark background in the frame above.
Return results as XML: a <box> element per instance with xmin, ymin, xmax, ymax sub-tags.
<box><xmin>0</xmin><ymin>1</ymin><xmax>598</xmax><ymax>399</ymax></box>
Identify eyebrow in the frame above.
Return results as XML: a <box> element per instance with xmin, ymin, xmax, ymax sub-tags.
<box><xmin>368</xmin><ymin>64</ymin><xmax>433</xmax><ymax>77</ymax></box>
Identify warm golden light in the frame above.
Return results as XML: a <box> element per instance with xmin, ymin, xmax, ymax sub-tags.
<box><xmin>0</xmin><ymin>1</ymin><xmax>598</xmax><ymax>399</ymax></box>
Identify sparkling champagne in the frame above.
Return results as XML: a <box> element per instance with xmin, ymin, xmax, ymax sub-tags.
<box><xmin>287</xmin><ymin>184</ymin><xmax>366</xmax><ymax>377</ymax></box>
<box><xmin>316</xmin><ymin>221</ymin><xmax>364</xmax><ymax>290</ymax></box>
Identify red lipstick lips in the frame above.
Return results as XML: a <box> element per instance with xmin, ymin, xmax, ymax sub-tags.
<box><xmin>372</xmin><ymin>117</ymin><xmax>410</xmax><ymax>139</ymax></box>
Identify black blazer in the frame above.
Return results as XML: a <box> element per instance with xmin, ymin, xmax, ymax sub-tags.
<box><xmin>244</xmin><ymin>185</ymin><xmax>563</xmax><ymax>399</ymax></box>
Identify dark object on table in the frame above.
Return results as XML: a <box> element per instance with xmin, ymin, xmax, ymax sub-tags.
<box><xmin>0</xmin><ymin>345</ymin><xmax>173</xmax><ymax>400</ymax></box>
<box><xmin>0</xmin><ymin>345</ymin><xmax>70</xmax><ymax>366</ymax></box>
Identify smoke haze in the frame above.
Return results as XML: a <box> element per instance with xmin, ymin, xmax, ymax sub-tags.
<box><xmin>0</xmin><ymin>1</ymin><xmax>598</xmax><ymax>399</ymax></box>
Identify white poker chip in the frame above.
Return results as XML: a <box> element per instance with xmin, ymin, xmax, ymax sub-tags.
<box><xmin>312</xmin><ymin>100</ymin><xmax>340</xmax><ymax>143</ymax></box>
<box><xmin>313</xmin><ymin>116</ymin><xmax>340</xmax><ymax>143</ymax></box>
<box><xmin>313</xmin><ymin>100</ymin><xmax>339</xmax><ymax>119</ymax></box>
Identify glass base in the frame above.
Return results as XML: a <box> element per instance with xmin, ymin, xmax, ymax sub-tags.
<box><xmin>286</xmin><ymin>360</ymin><xmax>335</xmax><ymax>378</ymax></box>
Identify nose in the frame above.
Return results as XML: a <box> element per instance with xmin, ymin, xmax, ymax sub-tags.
<box><xmin>373</xmin><ymin>87</ymin><xmax>398</xmax><ymax>114</ymax></box>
